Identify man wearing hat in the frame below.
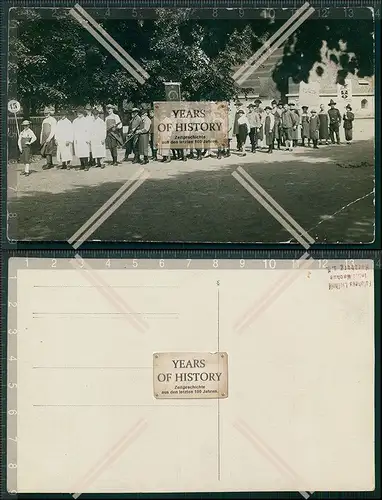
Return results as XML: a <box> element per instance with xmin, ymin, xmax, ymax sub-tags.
<box><xmin>40</xmin><ymin>106</ymin><xmax>57</xmax><ymax>169</ymax></box>
<box><xmin>343</xmin><ymin>104</ymin><xmax>355</xmax><ymax>144</ymax></box>
<box><xmin>148</xmin><ymin>108</ymin><xmax>158</xmax><ymax>161</ymax></box>
<box><xmin>262</xmin><ymin>106</ymin><xmax>275</xmax><ymax>153</ymax></box>
<box><xmin>236</xmin><ymin>109</ymin><xmax>250</xmax><ymax>153</ymax></box>
<box><xmin>105</xmin><ymin>104</ymin><xmax>123</xmax><ymax>165</ymax></box>
<box><xmin>18</xmin><ymin>120</ymin><xmax>37</xmax><ymax>176</ymax></box>
<box><xmin>232</xmin><ymin>101</ymin><xmax>243</xmax><ymax>151</ymax></box>
<box><xmin>300</xmin><ymin>106</ymin><xmax>310</xmax><ymax>147</ymax></box>
<box><xmin>247</xmin><ymin>103</ymin><xmax>261</xmax><ymax>153</ymax></box>
<box><xmin>73</xmin><ymin>107</ymin><xmax>91</xmax><ymax>170</ymax></box>
<box><xmin>54</xmin><ymin>109</ymin><xmax>73</xmax><ymax>169</ymax></box>
<box><xmin>124</xmin><ymin>107</ymin><xmax>142</xmax><ymax>163</ymax></box>
<box><xmin>90</xmin><ymin>107</ymin><xmax>106</xmax><ymax>168</ymax></box>
<box><xmin>253</xmin><ymin>99</ymin><xmax>264</xmax><ymax>148</ymax></box>
<box><xmin>328</xmin><ymin>99</ymin><xmax>341</xmax><ymax>144</ymax></box>
<box><xmin>84</xmin><ymin>104</ymin><xmax>95</xmax><ymax>166</ymax></box>
<box><xmin>281</xmin><ymin>102</ymin><xmax>298</xmax><ymax>152</ymax></box>
<box><xmin>289</xmin><ymin>102</ymin><xmax>300</xmax><ymax>147</ymax></box>
<box><xmin>308</xmin><ymin>109</ymin><xmax>320</xmax><ymax>149</ymax></box>
<box><xmin>135</xmin><ymin>107</ymin><xmax>151</xmax><ymax>165</ymax></box>
<box><xmin>272</xmin><ymin>101</ymin><xmax>283</xmax><ymax>150</ymax></box>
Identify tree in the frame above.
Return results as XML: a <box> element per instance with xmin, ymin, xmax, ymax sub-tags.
<box><xmin>8</xmin><ymin>7</ymin><xmax>375</xmax><ymax>113</ymax></box>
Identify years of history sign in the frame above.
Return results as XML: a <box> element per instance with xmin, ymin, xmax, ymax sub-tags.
<box><xmin>153</xmin><ymin>101</ymin><xmax>229</xmax><ymax>150</ymax></box>
<box><xmin>153</xmin><ymin>352</ymin><xmax>228</xmax><ymax>399</ymax></box>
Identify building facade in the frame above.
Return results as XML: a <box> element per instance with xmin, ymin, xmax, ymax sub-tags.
<box><xmin>233</xmin><ymin>46</ymin><xmax>374</xmax><ymax>118</ymax></box>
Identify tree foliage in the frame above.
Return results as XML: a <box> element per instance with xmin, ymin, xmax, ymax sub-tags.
<box><xmin>8</xmin><ymin>8</ymin><xmax>374</xmax><ymax>114</ymax></box>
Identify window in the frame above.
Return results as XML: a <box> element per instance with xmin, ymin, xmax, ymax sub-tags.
<box><xmin>361</xmin><ymin>99</ymin><xmax>368</xmax><ymax>109</ymax></box>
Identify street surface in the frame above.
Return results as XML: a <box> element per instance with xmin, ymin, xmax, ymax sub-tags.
<box><xmin>8</xmin><ymin>119</ymin><xmax>375</xmax><ymax>244</ymax></box>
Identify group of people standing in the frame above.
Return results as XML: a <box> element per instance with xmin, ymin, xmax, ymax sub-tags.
<box><xmin>232</xmin><ymin>98</ymin><xmax>355</xmax><ymax>155</ymax></box>
<box><xmin>17</xmin><ymin>98</ymin><xmax>356</xmax><ymax>176</ymax></box>
<box><xmin>17</xmin><ymin>104</ymin><xmax>153</xmax><ymax>176</ymax></box>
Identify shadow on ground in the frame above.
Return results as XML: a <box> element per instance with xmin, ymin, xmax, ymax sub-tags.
<box><xmin>8</xmin><ymin>139</ymin><xmax>375</xmax><ymax>243</ymax></box>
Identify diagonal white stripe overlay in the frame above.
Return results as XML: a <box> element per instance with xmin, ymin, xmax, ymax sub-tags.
<box><xmin>68</xmin><ymin>167</ymin><xmax>150</xmax><ymax>249</ymax></box>
<box><xmin>69</xmin><ymin>4</ymin><xmax>149</xmax><ymax>84</ymax></box>
<box><xmin>233</xmin><ymin>167</ymin><xmax>315</xmax><ymax>248</ymax></box>
<box><xmin>233</xmin><ymin>2</ymin><xmax>315</xmax><ymax>86</ymax></box>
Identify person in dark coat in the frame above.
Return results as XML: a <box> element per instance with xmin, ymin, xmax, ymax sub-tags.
<box><xmin>289</xmin><ymin>102</ymin><xmax>300</xmax><ymax>147</ymax></box>
<box><xmin>136</xmin><ymin>108</ymin><xmax>151</xmax><ymax>164</ymax></box>
<box><xmin>18</xmin><ymin>120</ymin><xmax>37</xmax><ymax>176</ymax></box>
<box><xmin>148</xmin><ymin>109</ymin><xmax>157</xmax><ymax>160</ymax></box>
<box><xmin>281</xmin><ymin>103</ymin><xmax>298</xmax><ymax>151</ymax></box>
<box><xmin>105</xmin><ymin>104</ymin><xmax>123</xmax><ymax>165</ymax></box>
<box><xmin>272</xmin><ymin>101</ymin><xmax>282</xmax><ymax>149</ymax></box>
<box><xmin>300</xmin><ymin>106</ymin><xmax>310</xmax><ymax>146</ymax></box>
<box><xmin>328</xmin><ymin>99</ymin><xmax>341</xmax><ymax>144</ymax></box>
<box><xmin>247</xmin><ymin>103</ymin><xmax>261</xmax><ymax>153</ymax></box>
<box><xmin>263</xmin><ymin>106</ymin><xmax>275</xmax><ymax>153</ymax></box>
<box><xmin>236</xmin><ymin>109</ymin><xmax>249</xmax><ymax>153</ymax></box>
<box><xmin>309</xmin><ymin>109</ymin><xmax>320</xmax><ymax>149</ymax></box>
<box><xmin>343</xmin><ymin>104</ymin><xmax>355</xmax><ymax>144</ymax></box>
<box><xmin>318</xmin><ymin>104</ymin><xmax>330</xmax><ymax>144</ymax></box>
<box><xmin>40</xmin><ymin>106</ymin><xmax>57</xmax><ymax>169</ymax></box>
<box><xmin>233</xmin><ymin>101</ymin><xmax>243</xmax><ymax>151</ymax></box>
<box><xmin>124</xmin><ymin>107</ymin><xmax>142</xmax><ymax>163</ymax></box>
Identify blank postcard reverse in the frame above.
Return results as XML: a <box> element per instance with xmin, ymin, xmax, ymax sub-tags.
<box><xmin>8</xmin><ymin>258</ymin><xmax>375</xmax><ymax>493</ymax></box>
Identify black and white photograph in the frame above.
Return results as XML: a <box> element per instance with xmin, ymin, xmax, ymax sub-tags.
<box><xmin>7</xmin><ymin>6</ymin><xmax>376</xmax><ymax>243</ymax></box>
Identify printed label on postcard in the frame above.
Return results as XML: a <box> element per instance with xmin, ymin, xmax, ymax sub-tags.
<box><xmin>153</xmin><ymin>352</ymin><xmax>228</xmax><ymax>399</ymax></box>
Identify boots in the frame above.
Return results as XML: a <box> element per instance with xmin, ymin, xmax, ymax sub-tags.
<box><xmin>140</xmin><ymin>155</ymin><xmax>149</xmax><ymax>165</ymax></box>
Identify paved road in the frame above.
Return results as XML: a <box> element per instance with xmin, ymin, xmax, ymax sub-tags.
<box><xmin>8</xmin><ymin>119</ymin><xmax>375</xmax><ymax>244</ymax></box>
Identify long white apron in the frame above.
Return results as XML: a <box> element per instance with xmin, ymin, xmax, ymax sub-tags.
<box><xmin>55</xmin><ymin>118</ymin><xmax>73</xmax><ymax>162</ymax></box>
<box><xmin>73</xmin><ymin>117</ymin><xmax>90</xmax><ymax>158</ymax></box>
<box><xmin>90</xmin><ymin>117</ymin><xmax>106</xmax><ymax>158</ymax></box>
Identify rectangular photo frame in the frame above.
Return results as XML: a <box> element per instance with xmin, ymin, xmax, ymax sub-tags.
<box><xmin>4</xmin><ymin>4</ymin><xmax>378</xmax><ymax>246</ymax></box>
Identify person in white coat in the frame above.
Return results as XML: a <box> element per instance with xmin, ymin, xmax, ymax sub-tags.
<box><xmin>90</xmin><ymin>108</ymin><xmax>106</xmax><ymax>168</ymax></box>
<box><xmin>55</xmin><ymin>109</ymin><xmax>73</xmax><ymax>169</ymax></box>
<box><xmin>84</xmin><ymin>104</ymin><xmax>95</xmax><ymax>165</ymax></box>
<box><xmin>72</xmin><ymin>108</ymin><xmax>90</xmax><ymax>170</ymax></box>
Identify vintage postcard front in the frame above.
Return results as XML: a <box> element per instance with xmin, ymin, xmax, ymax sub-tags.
<box><xmin>8</xmin><ymin>258</ymin><xmax>375</xmax><ymax>494</ymax></box>
<box><xmin>6</xmin><ymin>6</ymin><xmax>375</xmax><ymax>244</ymax></box>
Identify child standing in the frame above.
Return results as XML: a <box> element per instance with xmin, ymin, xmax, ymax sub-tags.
<box><xmin>18</xmin><ymin>120</ymin><xmax>37</xmax><ymax>176</ymax></box>
<box><xmin>309</xmin><ymin>109</ymin><xmax>320</xmax><ymax>149</ymax></box>
<box><xmin>343</xmin><ymin>104</ymin><xmax>355</xmax><ymax>144</ymax></box>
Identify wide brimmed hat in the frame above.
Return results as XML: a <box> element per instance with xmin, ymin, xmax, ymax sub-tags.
<box><xmin>302</xmin><ymin>105</ymin><xmax>308</xmax><ymax>110</ymax></box>
<box><xmin>131</xmin><ymin>107</ymin><xmax>140</xmax><ymax>112</ymax></box>
<box><xmin>264</xmin><ymin>106</ymin><xmax>272</xmax><ymax>111</ymax></box>
<box><xmin>346</xmin><ymin>104</ymin><xmax>352</xmax><ymax>110</ymax></box>
<box><xmin>271</xmin><ymin>100</ymin><xmax>277</xmax><ymax>105</ymax></box>
<box><xmin>247</xmin><ymin>103</ymin><xmax>255</xmax><ymax>108</ymax></box>
<box><xmin>254</xmin><ymin>99</ymin><xmax>262</xmax><ymax>104</ymax></box>
<box><xmin>289</xmin><ymin>101</ymin><xmax>295</xmax><ymax>106</ymax></box>
<box><xmin>311</xmin><ymin>109</ymin><xmax>317</xmax><ymax>113</ymax></box>
<box><xmin>329</xmin><ymin>99</ymin><xmax>336</xmax><ymax>105</ymax></box>
<box><xmin>238</xmin><ymin>109</ymin><xmax>245</xmax><ymax>114</ymax></box>
<box><xmin>21</xmin><ymin>119</ymin><xmax>31</xmax><ymax>125</ymax></box>
<box><xmin>106</xmin><ymin>103</ymin><xmax>115</xmax><ymax>109</ymax></box>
